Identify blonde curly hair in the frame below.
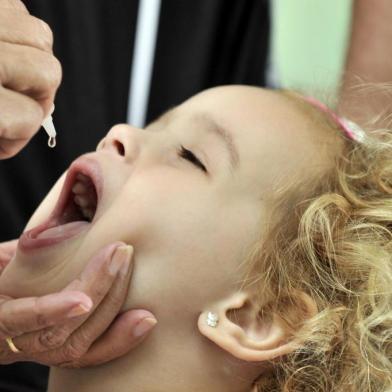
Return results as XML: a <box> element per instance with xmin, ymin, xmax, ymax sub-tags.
<box><xmin>244</xmin><ymin>90</ymin><xmax>392</xmax><ymax>391</ymax></box>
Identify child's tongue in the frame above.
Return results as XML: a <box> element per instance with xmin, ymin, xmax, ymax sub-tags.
<box><xmin>19</xmin><ymin>173</ymin><xmax>97</xmax><ymax>251</ymax></box>
<box><xmin>35</xmin><ymin>221</ymin><xmax>90</xmax><ymax>240</ymax></box>
<box><xmin>33</xmin><ymin>172</ymin><xmax>98</xmax><ymax>242</ymax></box>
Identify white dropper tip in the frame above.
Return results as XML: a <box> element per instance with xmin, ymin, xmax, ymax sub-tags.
<box><xmin>41</xmin><ymin>104</ymin><xmax>57</xmax><ymax>148</ymax></box>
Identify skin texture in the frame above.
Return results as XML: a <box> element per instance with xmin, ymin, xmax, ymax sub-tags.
<box><xmin>338</xmin><ymin>0</ymin><xmax>392</xmax><ymax>125</ymax></box>
<box><xmin>0</xmin><ymin>0</ymin><xmax>62</xmax><ymax>158</ymax></box>
<box><xmin>0</xmin><ymin>240</ymin><xmax>157</xmax><ymax>367</ymax></box>
<box><xmin>0</xmin><ymin>86</ymin><xmax>332</xmax><ymax>391</ymax></box>
<box><xmin>0</xmin><ymin>2</ymin><xmax>158</xmax><ymax>365</ymax></box>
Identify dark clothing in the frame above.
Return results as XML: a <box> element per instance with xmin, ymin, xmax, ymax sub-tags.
<box><xmin>0</xmin><ymin>1</ymin><xmax>269</xmax><ymax>390</ymax></box>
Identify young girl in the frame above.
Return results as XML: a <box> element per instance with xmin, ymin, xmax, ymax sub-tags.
<box><xmin>0</xmin><ymin>85</ymin><xmax>390</xmax><ymax>391</ymax></box>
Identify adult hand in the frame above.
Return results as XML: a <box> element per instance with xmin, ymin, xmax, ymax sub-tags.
<box><xmin>0</xmin><ymin>241</ymin><xmax>157</xmax><ymax>368</ymax></box>
<box><xmin>0</xmin><ymin>239</ymin><xmax>17</xmax><ymax>270</ymax></box>
<box><xmin>0</xmin><ymin>0</ymin><xmax>62</xmax><ymax>159</ymax></box>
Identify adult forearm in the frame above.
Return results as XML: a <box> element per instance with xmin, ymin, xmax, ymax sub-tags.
<box><xmin>338</xmin><ymin>0</ymin><xmax>392</xmax><ymax>123</ymax></box>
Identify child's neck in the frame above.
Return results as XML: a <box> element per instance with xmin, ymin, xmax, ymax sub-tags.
<box><xmin>47</xmin><ymin>324</ymin><xmax>253</xmax><ymax>392</ymax></box>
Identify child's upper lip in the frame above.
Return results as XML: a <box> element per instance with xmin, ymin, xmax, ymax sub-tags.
<box><xmin>18</xmin><ymin>155</ymin><xmax>104</xmax><ymax>251</ymax></box>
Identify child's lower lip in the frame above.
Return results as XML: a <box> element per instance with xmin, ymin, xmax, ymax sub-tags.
<box><xmin>18</xmin><ymin>220</ymin><xmax>90</xmax><ymax>252</ymax></box>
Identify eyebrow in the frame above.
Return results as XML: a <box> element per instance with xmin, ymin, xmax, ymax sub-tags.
<box><xmin>191</xmin><ymin>113</ymin><xmax>240</xmax><ymax>169</ymax></box>
<box><xmin>146</xmin><ymin>109</ymin><xmax>240</xmax><ymax>169</ymax></box>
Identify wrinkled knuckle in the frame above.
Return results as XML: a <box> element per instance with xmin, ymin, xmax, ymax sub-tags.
<box><xmin>62</xmin><ymin>340</ymin><xmax>87</xmax><ymax>362</ymax></box>
<box><xmin>38</xmin><ymin>328</ymin><xmax>67</xmax><ymax>350</ymax></box>
<box><xmin>72</xmin><ymin>329</ymin><xmax>91</xmax><ymax>350</ymax></box>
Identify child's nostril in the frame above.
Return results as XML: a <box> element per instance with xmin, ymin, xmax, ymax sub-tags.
<box><xmin>114</xmin><ymin>140</ymin><xmax>125</xmax><ymax>156</ymax></box>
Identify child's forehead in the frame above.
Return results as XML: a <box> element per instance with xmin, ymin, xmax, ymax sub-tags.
<box><xmin>149</xmin><ymin>86</ymin><xmax>333</xmax><ymax>189</ymax></box>
<box><xmin>195</xmin><ymin>87</ymin><xmax>338</xmax><ymax>186</ymax></box>
<box><xmin>152</xmin><ymin>86</ymin><xmax>310</xmax><ymax>141</ymax></box>
<box><xmin>182</xmin><ymin>87</ymin><xmax>319</xmax><ymax>157</ymax></box>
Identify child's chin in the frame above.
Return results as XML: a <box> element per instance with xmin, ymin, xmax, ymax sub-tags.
<box><xmin>0</xmin><ymin>242</ymin><xmax>82</xmax><ymax>298</ymax></box>
<box><xmin>0</xmin><ymin>257</ymin><xmax>52</xmax><ymax>298</ymax></box>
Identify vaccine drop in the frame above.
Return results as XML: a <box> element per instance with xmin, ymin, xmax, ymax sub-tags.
<box><xmin>42</xmin><ymin>105</ymin><xmax>57</xmax><ymax>149</ymax></box>
<box><xmin>48</xmin><ymin>136</ymin><xmax>56</xmax><ymax>148</ymax></box>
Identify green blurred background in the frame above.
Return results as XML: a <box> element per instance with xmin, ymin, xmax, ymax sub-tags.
<box><xmin>270</xmin><ymin>0</ymin><xmax>353</xmax><ymax>102</ymax></box>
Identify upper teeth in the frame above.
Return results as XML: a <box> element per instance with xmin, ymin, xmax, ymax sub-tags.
<box><xmin>72</xmin><ymin>178</ymin><xmax>96</xmax><ymax>221</ymax></box>
<box><xmin>74</xmin><ymin>195</ymin><xmax>89</xmax><ymax>207</ymax></box>
<box><xmin>72</xmin><ymin>181</ymin><xmax>88</xmax><ymax>194</ymax></box>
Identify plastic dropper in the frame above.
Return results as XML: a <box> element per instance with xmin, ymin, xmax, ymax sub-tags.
<box><xmin>41</xmin><ymin>105</ymin><xmax>57</xmax><ymax>148</ymax></box>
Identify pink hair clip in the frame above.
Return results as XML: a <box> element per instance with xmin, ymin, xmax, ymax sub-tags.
<box><xmin>303</xmin><ymin>96</ymin><xmax>366</xmax><ymax>143</ymax></box>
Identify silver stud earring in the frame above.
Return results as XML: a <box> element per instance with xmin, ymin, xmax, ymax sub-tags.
<box><xmin>206</xmin><ymin>312</ymin><xmax>219</xmax><ymax>328</ymax></box>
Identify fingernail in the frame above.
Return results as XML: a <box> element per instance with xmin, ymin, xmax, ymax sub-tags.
<box><xmin>133</xmin><ymin>317</ymin><xmax>157</xmax><ymax>338</ymax></box>
<box><xmin>66</xmin><ymin>302</ymin><xmax>92</xmax><ymax>318</ymax></box>
<box><xmin>109</xmin><ymin>245</ymin><xmax>133</xmax><ymax>276</ymax></box>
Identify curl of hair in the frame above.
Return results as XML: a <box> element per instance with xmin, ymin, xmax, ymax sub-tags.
<box><xmin>245</xmin><ymin>92</ymin><xmax>392</xmax><ymax>391</ymax></box>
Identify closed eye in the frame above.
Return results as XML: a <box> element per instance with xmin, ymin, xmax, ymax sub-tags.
<box><xmin>178</xmin><ymin>145</ymin><xmax>207</xmax><ymax>173</ymax></box>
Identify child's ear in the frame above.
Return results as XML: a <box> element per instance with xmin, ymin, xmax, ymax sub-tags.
<box><xmin>197</xmin><ymin>291</ymin><xmax>317</xmax><ymax>362</ymax></box>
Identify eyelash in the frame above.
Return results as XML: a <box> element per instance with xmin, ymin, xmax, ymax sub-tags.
<box><xmin>178</xmin><ymin>145</ymin><xmax>207</xmax><ymax>173</ymax></box>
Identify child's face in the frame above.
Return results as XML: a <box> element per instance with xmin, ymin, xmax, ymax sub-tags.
<box><xmin>0</xmin><ymin>86</ymin><xmax>319</xmax><ymax>325</ymax></box>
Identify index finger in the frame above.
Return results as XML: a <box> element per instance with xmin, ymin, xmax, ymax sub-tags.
<box><xmin>57</xmin><ymin>244</ymin><xmax>133</xmax><ymax>330</ymax></box>
<box><xmin>17</xmin><ymin>243</ymin><xmax>133</xmax><ymax>353</ymax></box>
<box><xmin>0</xmin><ymin>291</ymin><xmax>92</xmax><ymax>340</ymax></box>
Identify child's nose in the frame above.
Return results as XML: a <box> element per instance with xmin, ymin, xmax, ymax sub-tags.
<box><xmin>97</xmin><ymin>124</ymin><xmax>141</xmax><ymax>160</ymax></box>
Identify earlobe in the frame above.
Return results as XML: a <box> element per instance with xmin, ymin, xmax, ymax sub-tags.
<box><xmin>197</xmin><ymin>291</ymin><xmax>317</xmax><ymax>362</ymax></box>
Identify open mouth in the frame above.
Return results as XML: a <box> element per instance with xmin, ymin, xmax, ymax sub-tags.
<box><xmin>56</xmin><ymin>172</ymin><xmax>98</xmax><ymax>226</ymax></box>
<box><xmin>19</xmin><ymin>157</ymin><xmax>103</xmax><ymax>252</ymax></box>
